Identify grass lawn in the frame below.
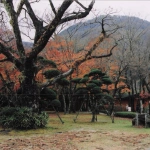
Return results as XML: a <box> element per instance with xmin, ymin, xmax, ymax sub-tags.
<box><xmin>0</xmin><ymin>112</ymin><xmax>150</xmax><ymax>150</ymax></box>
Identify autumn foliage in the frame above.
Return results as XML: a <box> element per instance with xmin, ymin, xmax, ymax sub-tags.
<box><xmin>0</xmin><ymin>35</ymin><xmax>129</xmax><ymax>95</ymax></box>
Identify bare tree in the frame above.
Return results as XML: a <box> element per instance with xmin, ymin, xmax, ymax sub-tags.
<box><xmin>0</xmin><ymin>0</ymin><xmax>118</xmax><ymax>110</ymax></box>
<box><xmin>113</xmin><ymin>15</ymin><xmax>150</xmax><ymax>111</ymax></box>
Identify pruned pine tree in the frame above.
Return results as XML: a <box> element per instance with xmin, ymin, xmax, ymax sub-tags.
<box><xmin>73</xmin><ymin>69</ymin><xmax>114</xmax><ymax>123</ymax></box>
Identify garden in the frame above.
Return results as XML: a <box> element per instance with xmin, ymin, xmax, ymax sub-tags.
<box><xmin>1</xmin><ymin>1</ymin><xmax>150</xmax><ymax>149</ymax></box>
<box><xmin>0</xmin><ymin>112</ymin><xmax>150</xmax><ymax>150</ymax></box>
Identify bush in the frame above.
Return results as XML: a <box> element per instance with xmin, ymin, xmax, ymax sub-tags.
<box><xmin>0</xmin><ymin>107</ymin><xmax>49</xmax><ymax>130</ymax></box>
<box><xmin>115</xmin><ymin>111</ymin><xmax>136</xmax><ymax>118</ymax></box>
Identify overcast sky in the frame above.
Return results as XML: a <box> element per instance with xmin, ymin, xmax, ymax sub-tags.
<box><xmin>31</xmin><ymin>0</ymin><xmax>150</xmax><ymax>21</ymax></box>
<box><xmin>93</xmin><ymin>1</ymin><xmax>150</xmax><ymax>21</ymax></box>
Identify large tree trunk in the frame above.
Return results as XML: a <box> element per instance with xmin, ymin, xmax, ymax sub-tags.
<box><xmin>18</xmin><ymin>59</ymin><xmax>39</xmax><ymax>110</ymax></box>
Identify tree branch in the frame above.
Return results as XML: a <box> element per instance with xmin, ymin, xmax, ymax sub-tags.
<box><xmin>29</xmin><ymin>0</ymin><xmax>74</xmax><ymax>59</ymax></box>
<box><xmin>41</xmin><ymin>68</ymin><xmax>74</xmax><ymax>89</ymax></box>
<box><xmin>59</xmin><ymin>0</ymin><xmax>95</xmax><ymax>24</ymax></box>
<box><xmin>49</xmin><ymin>0</ymin><xmax>56</xmax><ymax>15</ymax></box>
<box><xmin>24</xmin><ymin>0</ymin><xmax>43</xmax><ymax>44</ymax></box>
<box><xmin>72</xmin><ymin>38</ymin><xmax>118</xmax><ymax>69</ymax></box>
<box><xmin>0</xmin><ymin>42</ymin><xmax>23</xmax><ymax>70</ymax></box>
<box><xmin>16</xmin><ymin>0</ymin><xmax>25</xmax><ymax>17</ymax></box>
<box><xmin>90</xmin><ymin>43</ymin><xmax>118</xmax><ymax>59</ymax></box>
<box><xmin>24</xmin><ymin>0</ymin><xmax>42</xmax><ymax>28</ymax></box>
<box><xmin>3</xmin><ymin>0</ymin><xmax>25</xmax><ymax>58</ymax></box>
<box><xmin>74</xmin><ymin>0</ymin><xmax>88</xmax><ymax>10</ymax></box>
<box><xmin>0</xmin><ymin>73</ymin><xmax>5</xmax><ymax>84</ymax></box>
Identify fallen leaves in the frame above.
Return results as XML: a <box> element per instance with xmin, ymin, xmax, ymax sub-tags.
<box><xmin>0</xmin><ymin>130</ymin><xmax>150</xmax><ymax>150</ymax></box>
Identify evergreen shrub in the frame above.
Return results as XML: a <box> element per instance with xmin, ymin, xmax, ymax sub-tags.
<box><xmin>0</xmin><ymin>107</ymin><xmax>49</xmax><ymax>130</ymax></box>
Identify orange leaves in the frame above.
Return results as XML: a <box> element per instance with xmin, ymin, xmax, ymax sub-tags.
<box><xmin>0</xmin><ymin>54</ymin><xmax>5</xmax><ymax>59</ymax></box>
<box><xmin>121</xmin><ymin>87</ymin><xmax>130</xmax><ymax>93</ymax></box>
<box><xmin>36</xmin><ymin>70</ymin><xmax>46</xmax><ymax>83</ymax></box>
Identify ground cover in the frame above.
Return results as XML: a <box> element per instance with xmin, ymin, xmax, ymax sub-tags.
<box><xmin>0</xmin><ymin>112</ymin><xmax>150</xmax><ymax>150</ymax></box>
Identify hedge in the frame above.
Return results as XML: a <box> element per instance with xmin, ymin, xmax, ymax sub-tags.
<box><xmin>115</xmin><ymin>111</ymin><xmax>136</xmax><ymax>118</ymax></box>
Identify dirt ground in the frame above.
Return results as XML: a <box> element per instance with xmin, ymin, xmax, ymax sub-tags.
<box><xmin>0</xmin><ymin>114</ymin><xmax>150</xmax><ymax>150</ymax></box>
<box><xmin>0</xmin><ymin>129</ymin><xmax>150</xmax><ymax>150</ymax></box>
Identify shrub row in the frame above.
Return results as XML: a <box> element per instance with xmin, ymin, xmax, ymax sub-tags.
<box><xmin>115</xmin><ymin>111</ymin><xmax>136</xmax><ymax>118</ymax></box>
<box><xmin>0</xmin><ymin>107</ymin><xmax>49</xmax><ymax>130</ymax></box>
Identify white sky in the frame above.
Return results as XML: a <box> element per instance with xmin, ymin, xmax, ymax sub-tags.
<box><xmin>31</xmin><ymin>0</ymin><xmax>150</xmax><ymax>21</ymax></box>
<box><xmin>93</xmin><ymin>1</ymin><xmax>150</xmax><ymax>21</ymax></box>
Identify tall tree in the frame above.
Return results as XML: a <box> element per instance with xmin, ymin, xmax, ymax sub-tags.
<box><xmin>0</xmin><ymin>0</ymin><xmax>118</xmax><ymax>110</ymax></box>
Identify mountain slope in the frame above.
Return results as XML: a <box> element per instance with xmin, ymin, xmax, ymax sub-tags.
<box><xmin>60</xmin><ymin>15</ymin><xmax>150</xmax><ymax>52</ymax></box>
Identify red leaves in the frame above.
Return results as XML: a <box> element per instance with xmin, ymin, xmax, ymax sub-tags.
<box><xmin>140</xmin><ymin>93</ymin><xmax>150</xmax><ymax>99</ymax></box>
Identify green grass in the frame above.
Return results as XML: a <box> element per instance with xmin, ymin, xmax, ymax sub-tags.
<box><xmin>0</xmin><ymin>112</ymin><xmax>150</xmax><ymax>138</ymax></box>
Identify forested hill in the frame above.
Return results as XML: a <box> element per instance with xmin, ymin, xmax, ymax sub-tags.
<box><xmin>59</xmin><ymin>15</ymin><xmax>150</xmax><ymax>52</ymax></box>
